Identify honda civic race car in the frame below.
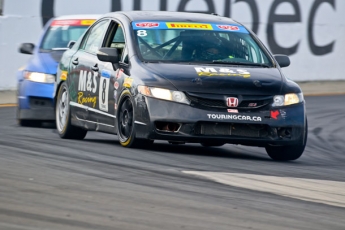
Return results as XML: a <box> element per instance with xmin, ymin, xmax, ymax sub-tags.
<box><xmin>55</xmin><ymin>11</ymin><xmax>308</xmax><ymax>161</ymax></box>
<box><xmin>17</xmin><ymin>14</ymin><xmax>99</xmax><ymax>126</ymax></box>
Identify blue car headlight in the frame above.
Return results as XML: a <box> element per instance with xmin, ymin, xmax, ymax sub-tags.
<box><xmin>24</xmin><ymin>71</ymin><xmax>55</xmax><ymax>83</ymax></box>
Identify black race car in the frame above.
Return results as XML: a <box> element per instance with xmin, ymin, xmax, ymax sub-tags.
<box><xmin>55</xmin><ymin>11</ymin><xmax>307</xmax><ymax>161</ymax></box>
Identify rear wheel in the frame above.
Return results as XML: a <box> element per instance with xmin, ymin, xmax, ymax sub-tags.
<box><xmin>55</xmin><ymin>82</ymin><xmax>87</xmax><ymax>140</ymax></box>
<box><xmin>265</xmin><ymin>119</ymin><xmax>308</xmax><ymax>161</ymax></box>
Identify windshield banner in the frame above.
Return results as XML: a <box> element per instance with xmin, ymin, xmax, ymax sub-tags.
<box><xmin>132</xmin><ymin>21</ymin><xmax>248</xmax><ymax>33</ymax></box>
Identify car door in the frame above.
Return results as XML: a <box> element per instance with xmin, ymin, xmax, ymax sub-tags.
<box><xmin>95</xmin><ymin>21</ymin><xmax>128</xmax><ymax>127</ymax></box>
<box><xmin>69</xmin><ymin>19</ymin><xmax>110</xmax><ymax>126</ymax></box>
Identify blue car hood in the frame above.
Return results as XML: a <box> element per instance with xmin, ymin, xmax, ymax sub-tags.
<box><xmin>25</xmin><ymin>50</ymin><xmax>64</xmax><ymax>74</ymax></box>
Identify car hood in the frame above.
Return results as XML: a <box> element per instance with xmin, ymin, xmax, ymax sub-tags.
<box><xmin>25</xmin><ymin>50</ymin><xmax>64</xmax><ymax>74</ymax></box>
<box><xmin>144</xmin><ymin>63</ymin><xmax>283</xmax><ymax>95</ymax></box>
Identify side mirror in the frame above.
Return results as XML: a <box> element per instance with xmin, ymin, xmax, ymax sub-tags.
<box><xmin>273</xmin><ymin>54</ymin><xmax>290</xmax><ymax>68</ymax></box>
<box><xmin>19</xmin><ymin>43</ymin><xmax>35</xmax><ymax>55</ymax></box>
<box><xmin>67</xmin><ymin>40</ymin><xmax>76</xmax><ymax>49</ymax></box>
<box><xmin>97</xmin><ymin>47</ymin><xmax>119</xmax><ymax>63</ymax></box>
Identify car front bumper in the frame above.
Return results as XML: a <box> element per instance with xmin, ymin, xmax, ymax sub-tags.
<box><xmin>134</xmin><ymin>96</ymin><xmax>307</xmax><ymax>147</ymax></box>
<box><xmin>17</xmin><ymin>80</ymin><xmax>55</xmax><ymax>120</ymax></box>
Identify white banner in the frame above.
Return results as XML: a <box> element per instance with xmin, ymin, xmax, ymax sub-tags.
<box><xmin>0</xmin><ymin>0</ymin><xmax>344</xmax><ymax>90</ymax></box>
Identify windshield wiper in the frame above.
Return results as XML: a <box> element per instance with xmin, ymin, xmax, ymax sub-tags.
<box><xmin>212</xmin><ymin>60</ymin><xmax>271</xmax><ymax>68</ymax></box>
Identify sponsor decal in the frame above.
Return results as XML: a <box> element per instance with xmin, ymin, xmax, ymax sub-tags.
<box><xmin>78</xmin><ymin>70</ymin><xmax>98</xmax><ymax>93</ymax></box>
<box><xmin>60</xmin><ymin>70</ymin><xmax>68</xmax><ymax>80</ymax></box>
<box><xmin>123</xmin><ymin>78</ymin><xmax>134</xmax><ymax>88</ymax></box>
<box><xmin>113</xmin><ymin>90</ymin><xmax>117</xmax><ymax>100</ymax></box>
<box><xmin>166</xmin><ymin>22</ymin><xmax>213</xmax><ymax>30</ymax></box>
<box><xmin>136</xmin><ymin>22</ymin><xmax>159</xmax><ymax>28</ymax></box>
<box><xmin>114</xmin><ymin>103</ymin><xmax>118</xmax><ymax>110</ymax></box>
<box><xmin>51</xmin><ymin>19</ymin><xmax>95</xmax><ymax>27</ymax></box>
<box><xmin>114</xmin><ymin>81</ymin><xmax>119</xmax><ymax>90</ymax></box>
<box><xmin>80</xmin><ymin>20</ymin><xmax>96</xmax><ymax>26</ymax></box>
<box><xmin>280</xmin><ymin>110</ymin><xmax>287</xmax><ymax>119</ymax></box>
<box><xmin>217</xmin><ymin>25</ymin><xmax>239</xmax><ymax>31</ymax></box>
<box><xmin>226</xmin><ymin>97</ymin><xmax>239</xmax><ymax>107</ymax></box>
<box><xmin>271</xmin><ymin>110</ymin><xmax>280</xmax><ymax>120</ymax></box>
<box><xmin>227</xmin><ymin>109</ymin><xmax>238</xmax><ymax>113</ymax></box>
<box><xmin>248</xmin><ymin>103</ymin><xmax>257</xmax><ymax>107</ymax></box>
<box><xmin>194</xmin><ymin>67</ymin><xmax>250</xmax><ymax>78</ymax></box>
<box><xmin>99</xmin><ymin>70</ymin><xmax>111</xmax><ymax>112</ymax></box>
<box><xmin>131</xmin><ymin>21</ymin><xmax>248</xmax><ymax>33</ymax></box>
<box><xmin>116</xmin><ymin>68</ymin><xmax>124</xmax><ymax>79</ymax></box>
<box><xmin>78</xmin><ymin>92</ymin><xmax>96</xmax><ymax>108</ymax></box>
<box><xmin>207</xmin><ymin>114</ymin><xmax>262</xmax><ymax>122</ymax></box>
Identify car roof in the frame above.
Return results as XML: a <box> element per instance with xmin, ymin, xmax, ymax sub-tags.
<box><xmin>106</xmin><ymin>11</ymin><xmax>240</xmax><ymax>25</ymax></box>
<box><xmin>54</xmin><ymin>14</ymin><xmax>101</xmax><ymax>20</ymax></box>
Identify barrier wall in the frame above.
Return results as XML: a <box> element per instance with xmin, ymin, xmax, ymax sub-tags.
<box><xmin>0</xmin><ymin>0</ymin><xmax>344</xmax><ymax>90</ymax></box>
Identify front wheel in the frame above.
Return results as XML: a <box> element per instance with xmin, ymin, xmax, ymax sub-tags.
<box><xmin>117</xmin><ymin>91</ymin><xmax>152</xmax><ymax>148</ymax></box>
<box><xmin>55</xmin><ymin>82</ymin><xmax>87</xmax><ymax>140</ymax></box>
<box><xmin>265</xmin><ymin>120</ymin><xmax>308</xmax><ymax>161</ymax></box>
<box><xmin>117</xmin><ymin>92</ymin><xmax>138</xmax><ymax>147</ymax></box>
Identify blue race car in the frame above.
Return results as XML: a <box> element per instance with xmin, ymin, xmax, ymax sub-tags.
<box><xmin>17</xmin><ymin>14</ymin><xmax>99</xmax><ymax>126</ymax></box>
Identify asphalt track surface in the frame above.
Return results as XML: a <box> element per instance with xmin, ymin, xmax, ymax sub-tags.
<box><xmin>0</xmin><ymin>96</ymin><xmax>344</xmax><ymax>230</ymax></box>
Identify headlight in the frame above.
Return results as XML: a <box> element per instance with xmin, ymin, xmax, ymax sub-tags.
<box><xmin>24</xmin><ymin>71</ymin><xmax>55</xmax><ymax>83</ymax></box>
<box><xmin>272</xmin><ymin>93</ymin><xmax>304</xmax><ymax>107</ymax></box>
<box><xmin>138</xmin><ymin>86</ymin><xmax>190</xmax><ymax>105</ymax></box>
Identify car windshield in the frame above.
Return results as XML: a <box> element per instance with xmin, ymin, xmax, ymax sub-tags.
<box><xmin>40</xmin><ymin>19</ymin><xmax>95</xmax><ymax>50</ymax></box>
<box><xmin>132</xmin><ymin>22</ymin><xmax>273</xmax><ymax>67</ymax></box>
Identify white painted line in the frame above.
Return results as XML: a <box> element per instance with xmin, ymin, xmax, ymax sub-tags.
<box><xmin>183</xmin><ymin>171</ymin><xmax>345</xmax><ymax>208</ymax></box>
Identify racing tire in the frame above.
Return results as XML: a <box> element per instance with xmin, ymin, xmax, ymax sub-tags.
<box><xmin>117</xmin><ymin>90</ymin><xmax>149</xmax><ymax>148</ymax></box>
<box><xmin>265</xmin><ymin>119</ymin><xmax>308</xmax><ymax>161</ymax></box>
<box><xmin>55</xmin><ymin>82</ymin><xmax>87</xmax><ymax>140</ymax></box>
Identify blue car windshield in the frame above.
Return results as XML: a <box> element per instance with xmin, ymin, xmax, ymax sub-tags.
<box><xmin>132</xmin><ymin>21</ymin><xmax>273</xmax><ymax>66</ymax></box>
<box><xmin>40</xmin><ymin>19</ymin><xmax>95</xmax><ymax>50</ymax></box>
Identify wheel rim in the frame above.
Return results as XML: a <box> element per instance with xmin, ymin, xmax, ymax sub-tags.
<box><xmin>56</xmin><ymin>87</ymin><xmax>69</xmax><ymax>132</ymax></box>
<box><xmin>118</xmin><ymin>98</ymin><xmax>133</xmax><ymax>141</ymax></box>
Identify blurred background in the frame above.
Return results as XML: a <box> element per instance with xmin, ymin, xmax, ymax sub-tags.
<box><xmin>0</xmin><ymin>0</ymin><xmax>344</xmax><ymax>90</ymax></box>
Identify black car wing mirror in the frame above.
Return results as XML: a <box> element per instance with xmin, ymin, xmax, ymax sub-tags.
<box><xmin>67</xmin><ymin>40</ymin><xmax>76</xmax><ymax>49</ymax></box>
<box><xmin>273</xmin><ymin>54</ymin><xmax>290</xmax><ymax>68</ymax></box>
<box><xmin>19</xmin><ymin>43</ymin><xmax>35</xmax><ymax>55</ymax></box>
<box><xmin>97</xmin><ymin>47</ymin><xmax>119</xmax><ymax>63</ymax></box>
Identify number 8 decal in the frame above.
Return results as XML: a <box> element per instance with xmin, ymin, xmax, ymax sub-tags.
<box><xmin>102</xmin><ymin>79</ymin><xmax>106</xmax><ymax>104</ymax></box>
<box><xmin>99</xmin><ymin>70</ymin><xmax>110</xmax><ymax>112</ymax></box>
<box><xmin>137</xmin><ymin>30</ymin><xmax>147</xmax><ymax>37</ymax></box>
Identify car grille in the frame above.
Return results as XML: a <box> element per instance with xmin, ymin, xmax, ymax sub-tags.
<box><xmin>29</xmin><ymin>97</ymin><xmax>54</xmax><ymax>109</ymax></box>
<box><xmin>186</xmin><ymin>93</ymin><xmax>272</xmax><ymax>109</ymax></box>
<box><xmin>195</xmin><ymin>122</ymin><xmax>270</xmax><ymax>138</ymax></box>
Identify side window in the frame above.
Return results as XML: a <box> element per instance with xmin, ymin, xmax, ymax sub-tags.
<box><xmin>81</xmin><ymin>20</ymin><xmax>109</xmax><ymax>54</ymax></box>
<box><xmin>110</xmin><ymin>25</ymin><xmax>126</xmax><ymax>59</ymax></box>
